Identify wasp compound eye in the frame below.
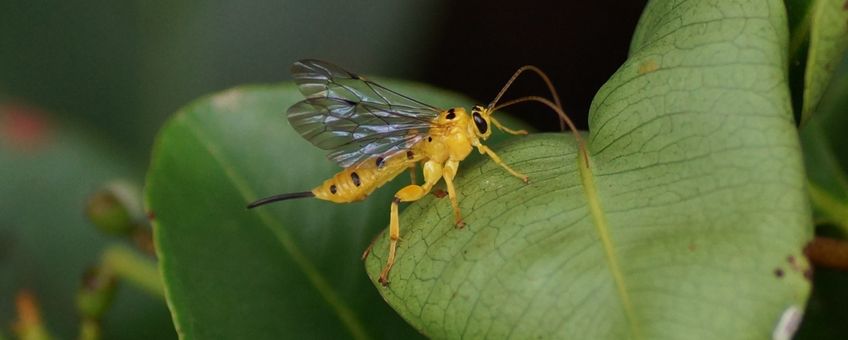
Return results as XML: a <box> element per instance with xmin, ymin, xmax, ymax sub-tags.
<box><xmin>472</xmin><ymin>112</ymin><xmax>488</xmax><ymax>134</ymax></box>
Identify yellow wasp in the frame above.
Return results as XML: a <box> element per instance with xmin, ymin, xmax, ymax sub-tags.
<box><xmin>248</xmin><ymin>60</ymin><xmax>580</xmax><ymax>285</ymax></box>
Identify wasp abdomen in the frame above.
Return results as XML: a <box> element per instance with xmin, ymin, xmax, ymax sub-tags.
<box><xmin>312</xmin><ymin>154</ymin><xmax>411</xmax><ymax>203</ymax></box>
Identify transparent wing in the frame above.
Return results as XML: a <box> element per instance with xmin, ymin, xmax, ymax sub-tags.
<box><xmin>291</xmin><ymin>59</ymin><xmax>442</xmax><ymax>114</ymax></box>
<box><xmin>287</xmin><ymin>60</ymin><xmax>442</xmax><ymax>167</ymax></box>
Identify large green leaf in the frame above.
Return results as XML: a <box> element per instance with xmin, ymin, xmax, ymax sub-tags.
<box><xmin>365</xmin><ymin>0</ymin><xmax>812</xmax><ymax>338</ymax></box>
<box><xmin>144</xmin><ymin>82</ymin><xmax>529</xmax><ymax>339</ymax></box>
<box><xmin>801</xmin><ymin>0</ymin><xmax>848</xmax><ymax>123</ymax></box>
<box><xmin>0</xmin><ymin>103</ymin><xmax>173</xmax><ymax>339</ymax></box>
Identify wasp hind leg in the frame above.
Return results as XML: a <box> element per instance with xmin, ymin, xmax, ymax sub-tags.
<box><xmin>379</xmin><ymin>160</ymin><xmax>443</xmax><ymax>286</ymax></box>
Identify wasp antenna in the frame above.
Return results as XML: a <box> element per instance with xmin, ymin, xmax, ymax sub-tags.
<box><xmin>487</xmin><ymin>65</ymin><xmax>566</xmax><ymax>131</ymax></box>
<box><xmin>487</xmin><ymin>65</ymin><xmax>562</xmax><ymax>111</ymax></box>
<box><xmin>491</xmin><ymin>95</ymin><xmax>584</xmax><ymax>151</ymax></box>
<box><xmin>247</xmin><ymin>191</ymin><xmax>315</xmax><ymax>209</ymax></box>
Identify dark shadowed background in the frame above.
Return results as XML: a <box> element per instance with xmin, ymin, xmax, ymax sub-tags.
<box><xmin>1</xmin><ymin>0</ymin><xmax>646</xmax><ymax>157</ymax></box>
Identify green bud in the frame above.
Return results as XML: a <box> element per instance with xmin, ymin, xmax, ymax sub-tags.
<box><xmin>85</xmin><ymin>180</ymin><xmax>143</xmax><ymax>236</ymax></box>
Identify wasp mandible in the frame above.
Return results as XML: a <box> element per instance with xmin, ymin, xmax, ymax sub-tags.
<box><xmin>248</xmin><ymin>60</ymin><xmax>581</xmax><ymax>285</ymax></box>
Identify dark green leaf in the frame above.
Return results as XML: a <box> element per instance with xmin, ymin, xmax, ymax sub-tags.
<box><xmin>801</xmin><ymin>0</ymin><xmax>848</xmax><ymax>122</ymax></box>
<box><xmin>144</xmin><ymin>82</ymin><xmax>528</xmax><ymax>339</ymax></box>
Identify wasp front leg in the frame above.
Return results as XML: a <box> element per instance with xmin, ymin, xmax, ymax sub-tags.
<box><xmin>491</xmin><ymin>116</ymin><xmax>528</xmax><ymax>136</ymax></box>
<box><xmin>477</xmin><ymin>144</ymin><xmax>529</xmax><ymax>183</ymax></box>
<box><xmin>442</xmin><ymin>160</ymin><xmax>465</xmax><ymax>228</ymax></box>
<box><xmin>380</xmin><ymin>160</ymin><xmax>443</xmax><ymax>286</ymax></box>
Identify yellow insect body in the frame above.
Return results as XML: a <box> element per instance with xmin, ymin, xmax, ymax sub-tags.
<box><xmin>249</xmin><ymin>60</ymin><xmax>580</xmax><ymax>286</ymax></box>
<box><xmin>311</xmin><ymin>147</ymin><xmax>414</xmax><ymax>203</ymax></box>
<box><xmin>313</xmin><ymin>107</ymin><xmax>481</xmax><ymax>203</ymax></box>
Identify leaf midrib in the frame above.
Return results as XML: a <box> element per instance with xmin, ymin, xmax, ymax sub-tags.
<box><xmin>579</xmin><ymin>147</ymin><xmax>641</xmax><ymax>338</ymax></box>
<box><xmin>177</xmin><ymin>113</ymin><xmax>370</xmax><ymax>340</ymax></box>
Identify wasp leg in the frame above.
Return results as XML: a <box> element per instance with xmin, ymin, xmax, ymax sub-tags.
<box><xmin>491</xmin><ymin>117</ymin><xmax>528</xmax><ymax>135</ymax></box>
<box><xmin>380</xmin><ymin>160</ymin><xmax>443</xmax><ymax>286</ymax></box>
<box><xmin>477</xmin><ymin>144</ymin><xmax>529</xmax><ymax>183</ymax></box>
<box><xmin>361</xmin><ymin>228</ymin><xmax>385</xmax><ymax>260</ymax></box>
<box><xmin>408</xmin><ymin>163</ymin><xmax>417</xmax><ymax>185</ymax></box>
<box><xmin>442</xmin><ymin>160</ymin><xmax>464</xmax><ymax>228</ymax></box>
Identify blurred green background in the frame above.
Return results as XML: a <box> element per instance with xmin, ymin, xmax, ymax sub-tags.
<box><xmin>0</xmin><ymin>0</ymin><xmax>696</xmax><ymax>338</ymax></box>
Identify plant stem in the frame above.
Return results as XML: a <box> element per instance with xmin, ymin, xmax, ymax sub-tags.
<box><xmin>101</xmin><ymin>245</ymin><xmax>164</xmax><ymax>298</ymax></box>
<box><xmin>808</xmin><ymin>182</ymin><xmax>848</xmax><ymax>235</ymax></box>
<box><xmin>806</xmin><ymin>236</ymin><xmax>848</xmax><ymax>270</ymax></box>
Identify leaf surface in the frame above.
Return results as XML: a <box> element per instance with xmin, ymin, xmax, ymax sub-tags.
<box><xmin>365</xmin><ymin>1</ymin><xmax>812</xmax><ymax>338</ymax></box>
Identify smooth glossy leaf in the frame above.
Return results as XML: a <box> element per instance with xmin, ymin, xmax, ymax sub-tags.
<box><xmin>365</xmin><ymin>1</ymin><xmax>812</xmax><ymax>338</ymax></box>
<box><xmin>0</xmin><ymin>103</ymin><xmax>173</xmax><ymax>339</ymax></box>
<box><xmin>144</xmin><ymin>82</ymin><xmax>529</xmax><ymax>339</ymax></box>
<box><xmin>801</xmin><ymin>0</ymin><xmax>848</xmax><ymax>122</ymax></box>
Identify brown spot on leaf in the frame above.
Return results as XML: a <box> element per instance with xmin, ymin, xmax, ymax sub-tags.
<box><xmin>688</xmin><ymin>242</ymin><xmax>697</xmax><ymax>251</ymax></box>
<box><xmin>774</xmin><ymin>268</ymin><xmax>784</xmax><ymax>278</ymax></box>
<box><xmin>638</xmin><ymin>59</ymin><xmax>659</xmax><ymax>74</ymax></box>
<box><xmin>147</xmin><ymin>211</ymin><xmax>156</xmax><ymax>221</ymax></box>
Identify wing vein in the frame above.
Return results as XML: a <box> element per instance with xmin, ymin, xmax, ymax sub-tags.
<box><xmin>287</xmin><ymin>59</ymin><xmax>441</xmax><ymax>167</ymax></box>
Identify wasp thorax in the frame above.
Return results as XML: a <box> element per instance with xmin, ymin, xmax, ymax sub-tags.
<box><xmin>445</xmin><ymin>108</ymin><xmax>456</xmax><ymax>120</ymax></box>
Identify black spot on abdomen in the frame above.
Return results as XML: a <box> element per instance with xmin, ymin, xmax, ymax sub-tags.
<box><xmin>351</xmin><ymin>172</ymin><xmax>361</xmax><ymax>187</ymax></box>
